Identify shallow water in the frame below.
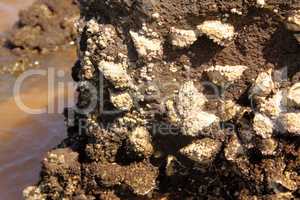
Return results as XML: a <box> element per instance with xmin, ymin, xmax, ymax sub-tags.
<box><xmin>0</xmin><ymin>1</ymin><xmax>77</xmax><ymax>199</ymax></box>
<box><xmin>0</xmin><ymin>0</ymin><xmax>35</xmax><ymax>33</ymax></box>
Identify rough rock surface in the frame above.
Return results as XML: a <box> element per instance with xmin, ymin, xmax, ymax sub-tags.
<box><xmin>25</xmin><ymin>0</ymin><xmax>300</xmax><ymax>199</ymax></box>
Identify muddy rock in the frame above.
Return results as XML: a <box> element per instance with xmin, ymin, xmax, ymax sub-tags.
<box><xmin>9</xmin><ymin>0</ymin><xmax>79</xmax><ymax>50</ymax></box>
<box><xmin>0</xmin><ymin>0</ymin><xmax>80</xmax><ymax>75</ymax></box>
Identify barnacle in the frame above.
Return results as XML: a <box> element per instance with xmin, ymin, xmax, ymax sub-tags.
<box><xmin>180</xmin><ymin>138</ymin><xmax>222</xmax><ymax>165</ymax></box>
<box><xmin>258</xmin><ymin>90</ymin><xmax>285</xmax><ymax>118</ymax></box>
<box><xmin>277</xmin><ymin>113</ymin><xmax>300</xmax><ymax>135</ymax></box>
<box><xmin>110</xmin><ymin>92</ymin><xmax>133</xmax><ymax>111</ymax></box>
<box><xmin>205</xmin><ymin>65</ymin><xmax>248</xmax><ymax>85</ymax></box>
<box><xmin>166</xmin><ymin>81</ymin><xmax>218</xmax><ymax>136</ymax></box>
<box><xmin>256</xmin><ymin>0</ymin><xmax>265</xmax><ymax>8</ymax></box>
<box><xmin>197</xmin><ymin>20</ymin><xmax>236</xmax><ymax>46</ymax></box>
<box><xmin>169</xmin><ymin>27</ymin><xmax>198</xmax><ymax>48</ymax></box>
<box><xmin>98</xmin><ymin>60</ymin><xmax>131</xmax><ymax>89</ymax></box>
<box><xmin>23</xmin><ymin>186</ymin><xmax>46</xmax><ymax>200</ymax></box>
<box><xmin>130</xmin><ymin>30</ymin><xmax>163</xmax><ymax>59</ymax></box>
<box><xmin>257</xmin><ymin>138</ymin><xmax>277</xmax><ymax>156</ymax></box>
<box><xmin>287</xmin><ymin>82</ymin><xmax>300</xmax><ymax>107</ymax></box>
<box><xmin>250</xmin><ymin>69</ymin><xmax>274</xmax><ymax>97</ymax></box>
<box><xmin>127</xmin><ymin>127</ymin><xmax>154</xmax><ymax>158</ymax></box>
<box><xmin>253</xmin><ymin>113</ymin><xmax>274</xmax><ymax>139</ymax></box>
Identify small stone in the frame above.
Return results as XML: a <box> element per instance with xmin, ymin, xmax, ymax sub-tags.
<box><xmin>253</xmin><ymin>113</ymin><xmax>273</xmax><ymax>139</ymax></box>
<box><xmin>180</xmin><ymin>138</ymin><xmax>222</xmax><ymax>165</ymax></box>
<box><xmin>205</xmin><ymin>65</ymin><xmax>248</xmax><ymax>85</ymax></box>
<box><xmin>128</xmin><ymin>127</ymin><xmax>154</xmax><ymax>158</ymax></box>
<box><xmin>169</xmin><ymin>27</ymin><xmax>198</xmax><ymax>48</ymax></box>
<box><xmin>110</xmin><ymin>92</ymin><xmax>133</xmax><ymax>111</ymax></box>
<box><xmin>287</xmin><ymin>82</ymin><xmax>300</xmax><ymax>107</ymax></box>
<box><xmin>197</xmin><ymin>20</ymin><xmax>236</xmax><ymax>46</ymax></box>
<box><xmin>277</xmin><ymin>113</ymin><xmax>300</xmax><ymax>135</ymax></box>
<box><xmin>250</xmin><ymin>69</ymin><xmax>274</xmax><ymax>97</ymax></box>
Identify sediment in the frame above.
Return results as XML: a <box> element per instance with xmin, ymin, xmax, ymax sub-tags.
<box><xmin>24</xmin><ymin>0</ymin><xmax>300</xmax><ymax>199</ymax></box>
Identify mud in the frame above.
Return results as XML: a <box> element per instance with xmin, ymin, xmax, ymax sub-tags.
<box><xmin>25</xmin><ymin>0</ymin><xmax>300</xmax><ymax>200</ymax></box>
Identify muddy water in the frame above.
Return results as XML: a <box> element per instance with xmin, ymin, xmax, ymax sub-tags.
<box><xmin>0</xmin><ymin>2</ymin><xmax>77</xmax><ymax>200</ymax></box>
<box><xmin>0</xmin><ymin>0</ymin><xmax>35</xmax><ymax>33</ymax></box>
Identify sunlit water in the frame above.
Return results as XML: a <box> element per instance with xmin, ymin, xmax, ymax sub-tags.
<box><xmin>0</xmin><ymin>1</ymin><xmax>77</xmax><ymax>199</ymax></box>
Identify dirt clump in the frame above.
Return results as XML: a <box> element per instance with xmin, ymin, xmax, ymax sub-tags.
<box><xmin>0</xmin><ymin>0</ymin><xmax>79</xmax><ymax>75</ymax></box>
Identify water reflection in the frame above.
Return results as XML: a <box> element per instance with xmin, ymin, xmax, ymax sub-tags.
<box><xmin>0</xmin><ymin>46</ymin><xmax>76</xmax><ymax>200</ymax></box>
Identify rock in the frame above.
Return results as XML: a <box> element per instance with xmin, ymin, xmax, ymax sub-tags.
<box><xmin>253</xmin><ymin>113</ymin><xmax>273</xmax><ymax>139</ymax></box>
<box><xmin>180</xmin><ymin>138</ymin><xmax>222</xmax><ymax>165</ymax></box>
<box><xmin>169</xmin><ymin>27</ymin><xmax>198</xmax><ymax>48</ymax></box>
<box><xmin>250</xmin><ymin>69</ymin><xmax>274</xmax><ymax>97</ymax></box>
<box><xmin>287</xmin><ymin>82</ymin><xmax>300</xmax><ymax>107</ymax></box>
<box><xmin>110</xmin><ymin>91</ymin><xmax>133</xmax><ymax>111</ymax></box>
<box><xmin>277</xmin><ymin>113</ymin><xmax>300</xmax><ymax>135</ymax></box>
<box><xmin>205</xmin><ymin>65</ymin><xmax>248</xmax><ymax>86</ymax></box>
<box><xmin>127</xmin><ymin>127</ymin><xmax>154</xmax><ymax>158</ymax></box>
<box><xmin>197</xmin><ymin>20</ymin><xmax>236</xmax><ymax>46</ymax></box>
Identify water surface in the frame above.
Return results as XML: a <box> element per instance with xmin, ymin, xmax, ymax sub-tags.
<box><xmin>0</xmin><ymin>1</ymin><xmax>77</xmax><ymax>199</ymax></box>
